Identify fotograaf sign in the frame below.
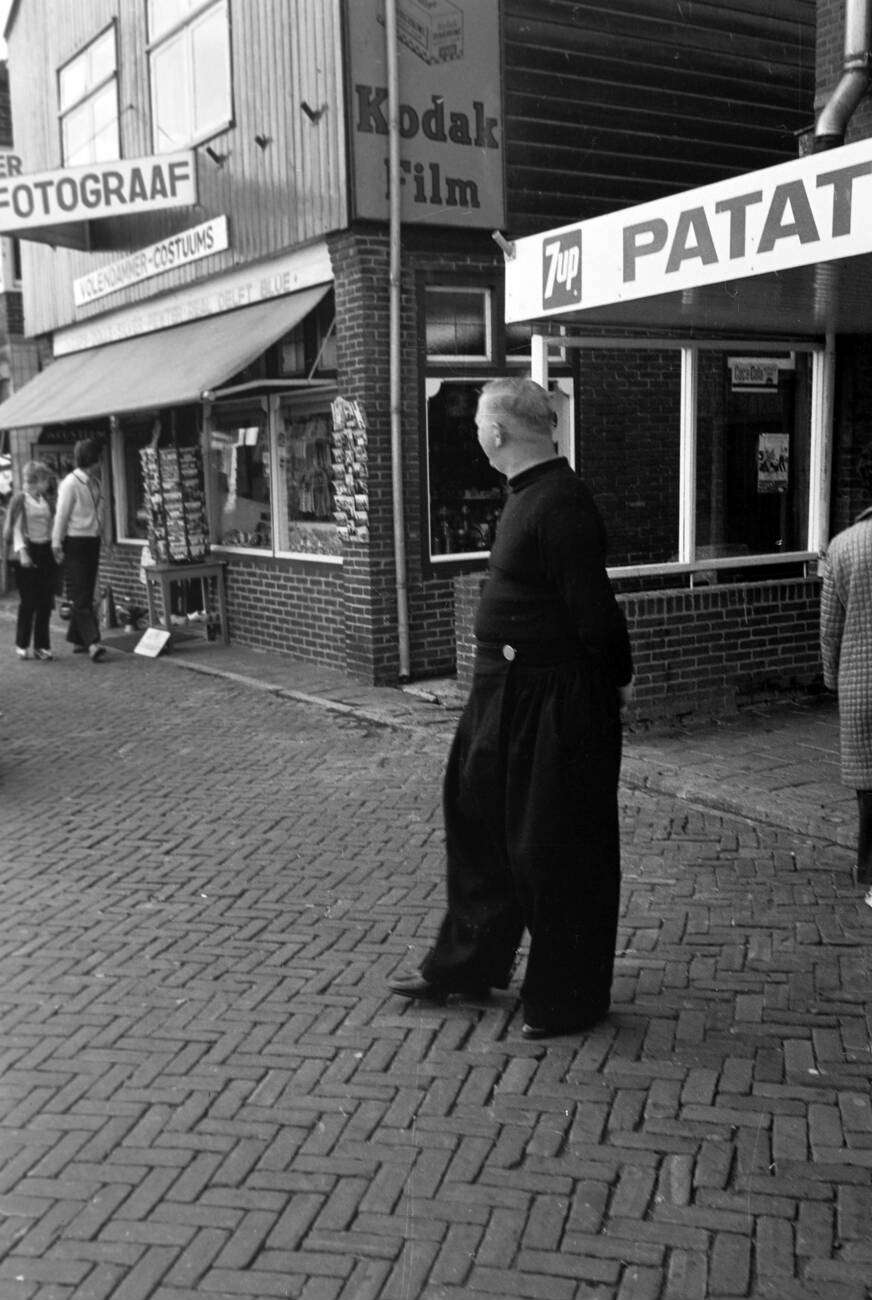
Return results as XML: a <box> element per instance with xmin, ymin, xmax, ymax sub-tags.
<box><xmin>346</xmin><ymin>0</ymin><xmax>504</xmax><ymax>228</ymax></box>
<box><xmin>0</xmin><ymin>152</ymin><xmax>196</xmax><ymax>235</ymax></box>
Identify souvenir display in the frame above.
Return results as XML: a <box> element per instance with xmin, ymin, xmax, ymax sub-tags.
<box><xmin>140</xmin><ymin>445</ymin><xmax>208</xmax><ymax>563</ymax></box>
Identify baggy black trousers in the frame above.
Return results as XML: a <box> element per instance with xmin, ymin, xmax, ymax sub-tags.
<box><xmin>421</xmin><ymin>648</ymin><xmax>622</xmax><ymax>1025</ymax></box>
<box><xmin>63</xmin><ymin>536</ymin><xmax>101</xmax><ymax>649</ymax></box>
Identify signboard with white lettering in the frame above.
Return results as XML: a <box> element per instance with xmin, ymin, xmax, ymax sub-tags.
<box><xmin>73</xmin><ymin>216</ymin><xmax>229</xmax><ymax>308</ymax></box>
<box><xmin>505</xmin><ymin>137</ymin><xmax>872</xmax><ymax>322</ymax></box>
<box><xmin>346</xmin><ymin>0</ymin><xmax>504</xmax><ymax>228</ymax></box>
<box><xmin>0</xmin><ymin>152</ymin><xmax>197</xmax><ymax>234</ymax></box>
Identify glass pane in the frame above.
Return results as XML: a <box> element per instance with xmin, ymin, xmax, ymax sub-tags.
<box><xmin>89</xmin><ymin>29</ymin><xmax>116</xmax><ymax>84</ymax></box>
<box><xmin>151</xmin><ymin>37</ymin><xmax>189</xmax><ymax>151</ymax></box>
<box><xmin>149</xmin><ymin>0</ymin><xmax>192</xmax><ymax>42</ymax></box>
<box><xmin>62</xmin><ymin>101</ymin><xmax>92</xmax><ymax>166</ymax></box>
<box><xmin>426</xmin><ymin>288</ymin><xmax>488</xmax><ymax>358</ymax></box>
<box><xmin>91</xmin><ymin>83</ymin><xmax>119</xmax><ymax>159</ymax></box>
<box><xmin>58</xmin><ymin>52</ymin><xmax>86</xmax><ymax>112</ymax></box>
<box><xmin>191</xmin><ymin>4</ymin><xmax>231</xmax><ymax>135</ymax></box>
<box><xmin>277</xmin><ymin>406</ymin><xmax>340</xmax><ymax>557</ymax></box>
<box><xmin>427</xmin><ymin>380</ymin><xmax>505</xmax><ymax>558</ymax></box>
<box><xmin>577</xmin><ymin>348</ymin><xmax>682</xmax><ymax>566</ymax></box>
<box><xmin>696</xmin><ymin>350</ymin><xmax>811</xmax><ymax>563</ymax></box>
<box><xmin>209</xmin><ymin>405</ymin><xmax>272</xmax><ymax>549</ymax></box>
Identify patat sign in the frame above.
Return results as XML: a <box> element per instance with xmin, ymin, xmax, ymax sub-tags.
<box><xmin>505</xmin><ymin>136</ymin><xmax>872</xmax><ymax>321</ymax></box>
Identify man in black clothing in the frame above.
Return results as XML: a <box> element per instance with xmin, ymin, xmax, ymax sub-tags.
<box><xmin>389</xmin><ymin>377</ymin><xmax>634</xmax><ymax>1038</ymax></box>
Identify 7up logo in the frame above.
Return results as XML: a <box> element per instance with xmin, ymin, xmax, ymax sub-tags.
<box><xmin>542</xmin><ymin>231</ymin><xmax>582</xmax><ymax>308</ymax></box>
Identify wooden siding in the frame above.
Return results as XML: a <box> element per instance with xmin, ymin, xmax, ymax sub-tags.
<box><xmin>503</xmin><ymin>0</ymin><xmax>816</xmax><ymax>235</ymax></box>
<box><xmin>8</xmin><ymin>0</ymin><xmax>347</xmax><ymax>336</ymax></box>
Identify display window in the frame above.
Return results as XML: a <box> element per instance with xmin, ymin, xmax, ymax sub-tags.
<box><xmin>576</xmin><ymin>348</ymin><xmax>682</xmax><ymax>567</ymax></box>
<box><xmin>533</xmin><ymin>336</ymin><xmax>824</xmax><ymax>582</ymax></box>
<box><xmin>696</xmin><ymin>350</ymin><xmax>811</xmax><ymax>563</ymax></box>
<box><xmin>111</xmin><ymin>408</ymin><xmax>200</xmax><ymax>543</ymax></box>
<box><xmin>273</xmin><ymin>400</ymin><xmax>339</xmax><ymax>558</ymax></box>
<box><xmin>206</xmin><ymin>394</ymin><xmax>340</xmax><ymax>560</ymax></box>
<box><xmin>208</xmin><ymin>401</ymin><xmax>272</xmax><ymax>550</ymax></box>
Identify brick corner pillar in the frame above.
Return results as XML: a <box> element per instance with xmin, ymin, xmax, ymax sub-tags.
<box><xmin>329</xmin><ymin>226</ymin><xmax>405</xmax><ymax>685</ymax></box>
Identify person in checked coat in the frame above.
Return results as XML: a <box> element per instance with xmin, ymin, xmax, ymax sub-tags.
<box><xmin>820</xmin><ymin>446</ymin><xmax>872</xmax><ymax>909</ymax></box>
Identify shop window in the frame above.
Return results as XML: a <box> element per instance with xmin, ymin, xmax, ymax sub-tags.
<box><xmin>274</xmin><ymin>402</ymin><xmax>340</xmax><ymax>558</ymax></box>
<box><xmin>111</xmin><ymin>409</ymin><xmax>201</xmax><ymax>542</ymax></box>
<box><xmin>426</xmin><ymin>287</ymin><xmax>492</xmax><ymax>361</ymax></box>
<box><xmin>148</xmin><ymin>0</ymin><xmax>232</xmax><ymax>152</ymax></box>
<box><xmin>534</xmin><ymin>334</ymin><xmax>823</xmax><ymax>581</ymax></box>
<box><xmin>696</xmin><ymin>351</ymin><xmax>811</xmax><ymax>564</ymax></box>
<box><xmin>58</xmin><ymin>25</ymin><xmax>119</xmax><ymax>166</ymax></box>
<box><xmin>207</xmin><ymin>397</ymin><xmax>339</xmax><ymax>559</ymax></box>
<box><xmin>425</xmin><ymin>380</ymin><xmax>504</xmax><ymax>560</ymax></box>
<box><xmin>576</xmin><ymin>349</ymin><xmax>682</xmax><ymax>567</ymax></box>
<box><xmin>209</xmin><ymin>402</ymin><xmax>272</xmax><ymax>549</ymax></box>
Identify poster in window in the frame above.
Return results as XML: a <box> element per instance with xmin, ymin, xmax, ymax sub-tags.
<box><xmin>757</xmin><ymin>433</ymin><xmax>789</xmax><ymax>494</ymax></box>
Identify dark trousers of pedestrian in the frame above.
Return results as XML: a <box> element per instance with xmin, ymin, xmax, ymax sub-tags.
<box><xmin>14</xmin><ymin>542</ymin><xmax>56</xmax><ymax>652</ymax></box>
<box><xmin>63</xmin><ymin>536</ymin><xmax>101</xmax><ymax>649</ymax></box>
<box><xmin>855</xmin><ymin>790</ymin><xmax>872</xmax><ymax>885</ymax></box>
<box><xmin>420</xmin><ymin>646</ymin><xmax>623</xmax><ymax>1027</ymax></box>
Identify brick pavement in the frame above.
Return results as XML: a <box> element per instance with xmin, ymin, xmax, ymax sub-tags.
<box><xmin>0</xmin><ymin>634</ymin><xmax>870</xmax><ymax>1300</ymax></box>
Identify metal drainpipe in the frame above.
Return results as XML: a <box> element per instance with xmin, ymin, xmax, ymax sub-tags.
<box><xmin>384</xmin><ymin>0</ymin><xmax>410</xmax><ymax>680</ymax></box>
<box><xmin>813</xmin><ymin>0</ymin><xmax>872</xmax><ymax>151</ymax></box>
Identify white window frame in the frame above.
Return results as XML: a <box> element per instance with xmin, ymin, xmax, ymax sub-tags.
<box><xmin>425</xmin><ymin>286</ymin><xmax>494</xmax><ymax>363</ymax></box>
<box><xmin>531</xmin><ymin>332</ymin><xmax>831</xmax><ymax>581</ymax></box>
<box><xmin>148</xmin><ymin>0</ymin><xmax>233</xmax><ymax>154</ymax></box>
<box><xmin>57</xmin><ymin>24</ymin><xmax>119</xmax><ymax>167</ymax></box>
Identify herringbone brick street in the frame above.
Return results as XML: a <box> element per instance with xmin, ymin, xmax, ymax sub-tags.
<box><xmin>1</xmin><ymin>644</ymin><xmax>870</xmax><ymax>1300</ymax></box>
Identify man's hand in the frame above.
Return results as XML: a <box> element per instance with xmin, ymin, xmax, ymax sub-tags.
<box><xmin>618</xmin><ymin>677</ymin><xmax>635</xmax><ymax>715</ymax></box>
<box><xmin>52</xmin><ymin>545</ymin><xmax>64</xmax><ymax>565</ymax></box>
<box><xmin>18</xmin><ymin>549</ymin><xmax>33</xmax><ymax>568</ymax></box>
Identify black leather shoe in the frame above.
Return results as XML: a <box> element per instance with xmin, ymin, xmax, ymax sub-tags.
<box><xmin>521</xmin><ymin>1007</ymin><xmax>609</xmax><ymax>1040</ymax></box>
<box><xmin>388</xmin><ymin>969</ymin><xmax>489</xmax><ymax>1001</ymax></box>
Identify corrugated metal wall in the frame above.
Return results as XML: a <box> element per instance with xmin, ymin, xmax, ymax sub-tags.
<box><xmin>503</xmin><ymin>0</ymin><xmax>816</xmax><ymax>235</ymax></box>
<box><xmin>9</xmin><ymin>0</ymin><xmax>348</xmax><ymax>336</ymax></box>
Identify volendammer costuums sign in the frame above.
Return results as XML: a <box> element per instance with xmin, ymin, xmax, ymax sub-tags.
<box><xmin>0</xmin><ymin>152</ymin><xmax>197</xmax><ymax>234</ymax></box>
<box><xmin>73</xmin><ymin>216</ymin><xmax>229</xmax><ymax>308</ymax></box>
<box><xmin>346</xmin><ymin>0</ymin><xmax>504</xmax><ymax>228</ymax></box>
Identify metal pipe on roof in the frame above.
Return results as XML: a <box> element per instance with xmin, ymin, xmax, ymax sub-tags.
<box><xmin>813</xmin><ymin>0</ymin><xmax>872</xmax><ymax>150</ymax></box>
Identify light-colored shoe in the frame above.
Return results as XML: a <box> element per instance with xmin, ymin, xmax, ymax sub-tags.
<box><xmin>33</xmin><ymin>649</ymin><xmax>53</xmax><ymax>661</ymax></box>
<box><xmin>14</xmin><ymin>647</ymin><xmax>28</xmax><ymax>659</ymax></box>
<box><xmin>88</xmin><ymin>643</ymin><xmax>106</xmax><ymax>662</ymax></box>
<box><xmin>863</xmin><ymin>887</ymin><xmax>872</xmax><ymax>909</ymax></box>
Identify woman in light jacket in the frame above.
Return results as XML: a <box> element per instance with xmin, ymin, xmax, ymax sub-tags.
<box><xmin>52</xmin><ymin>437</ymin><xmax>106</xmax><ymax>662</ymax></box>
<box><xmin>820</xmin><ymin>445</ymin><xmax>872</xmax><ymax>909</ymax></box>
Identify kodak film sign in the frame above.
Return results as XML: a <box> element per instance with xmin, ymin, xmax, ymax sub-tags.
<box><xmin>505</xmin><ymin>137</ymin><xmax>872</xmax><ymax>322</ymax></box>
<box><xmin>0</xmin><ymin>152</ymin><xmax>196</xmax><ymax>234</ymax></box>
<box><xmin>346</xmin><ymin>0</ymin><xmax>504</xmax><ymax>228</ymax></box>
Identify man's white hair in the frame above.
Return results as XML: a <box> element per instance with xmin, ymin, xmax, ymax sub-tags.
<box><xmin>479</xmin><ymin>377</ymin><xmax>553</xmax><ymax>439</ymax></box>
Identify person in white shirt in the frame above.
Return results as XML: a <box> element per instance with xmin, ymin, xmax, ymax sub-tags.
<box><xmin>6</xmin><ymin>460</ymin><xmax>56</xmax><ymax>660</ymax></box>
<box><xmin>51</xmin><ymin>438</ymin><xmax>106</xmax><ymax>662</ymax></box>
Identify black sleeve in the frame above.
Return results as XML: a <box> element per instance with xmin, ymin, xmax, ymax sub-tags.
<box><xmin>538</xmin><ymin>490</ymin><xmax>634</xmax><ymax>686</ymax></box>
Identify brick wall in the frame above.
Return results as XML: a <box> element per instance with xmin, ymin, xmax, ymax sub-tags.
<box><xmin>454</xmin><ymin>572</ymin><xmax>823</xmax><ymax>726</ymax></box>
